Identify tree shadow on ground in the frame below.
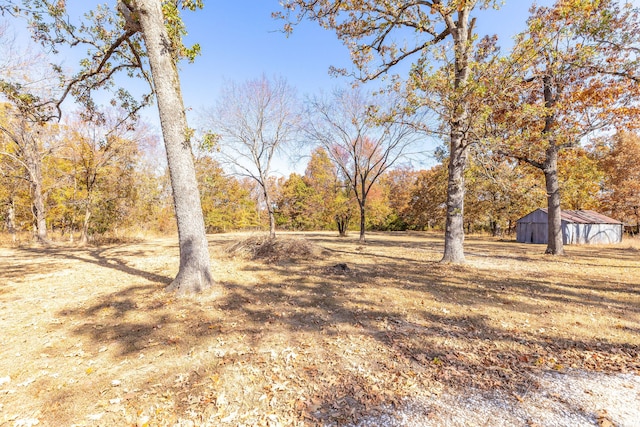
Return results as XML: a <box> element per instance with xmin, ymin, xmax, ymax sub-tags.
<box><xmin>17</xmin><ymin>245</ymin><xmax>173</xmax><ymax>284</ymax></box>
<box><xmin>209</xmin><ymin>256</ymin><xmax>639</xmax><ymax>424</ymax></box>
<box><xmin>0</xmin><ymin>247</ymin><xmax>69</xmax><ymax>281</ymax></box>
<box><xmin>43</xmin><ymin>233</ymin><xmax>639</xmax><ymax>425</ymax></box>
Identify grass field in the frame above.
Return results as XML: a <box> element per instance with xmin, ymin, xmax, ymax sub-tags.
<box><xmin>0</xmin><ymin>232</ymin><xmax>638</xmax><ymax>426</ymax></box>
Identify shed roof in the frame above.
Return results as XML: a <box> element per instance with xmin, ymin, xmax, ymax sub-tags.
<box><xmin>539</xmin><ymin>208</ymin><xmax>622</xmax><ymax>224</ymax></box>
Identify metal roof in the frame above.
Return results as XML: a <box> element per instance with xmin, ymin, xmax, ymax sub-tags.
<box><xmin>539</xmin><ymin>208</ymin><xmax>623</xmax><ymax>224</ymax></box>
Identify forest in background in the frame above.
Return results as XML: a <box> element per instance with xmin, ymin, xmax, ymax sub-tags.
<box><xmin>2</xmin><ymin>98</ymin><xmax>639</xmax><ymax>243</ymax></box>
<box><xmin>0</xmin><ymin>0</ymin><xmax>639</xmax><ymax>253</ymax></box>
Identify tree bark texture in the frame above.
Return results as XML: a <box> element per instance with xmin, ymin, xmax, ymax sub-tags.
<box><xmin>359</xmin><ymin>200</ymin><xmax>366</xmax><ymax>242</ymax></box>
<box><xmin>133</xmin><ymin>0</ymin><xmax>215</xmax><ymax>294</ymax></box>
<box><xmin>26</xmin><ymin>151</ymin><xmax>48</xmax><ymax>244</ymax></box>
<box><xmin>442</xmin><ymin>134</ymin><xmax>467</xmax><ymax>262</ymax></box>
<box><xmin>80</xmin><ymin>202</ymin><xmax>91</xmax><ymax>245</ymax></box>
<box><xmin>441</xmin><ymin>7</ymin><xmax>471</xmax><ymax>263</ymax></box>
<box><xmin>544</xmin><ymin>147</ymin><xmax>565</xmax><ymax>255</ymax></box>
<box><xmin>541</xmin><ymin>75</ymin><xmax>564</xmax><ymax>256</ymax></box>
<box><xmin>262</xmin><ymin>183</ymin><xmax>276</xmax><ymax>239</ymax></box>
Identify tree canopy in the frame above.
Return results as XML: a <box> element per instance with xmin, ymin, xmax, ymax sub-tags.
<box><xmin>1</xmin><ymin>0</ymin><xmax>639</xmax><ymax>259</ymax></box>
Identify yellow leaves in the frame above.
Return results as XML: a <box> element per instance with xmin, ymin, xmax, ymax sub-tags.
<box><xmin>556</xmin><ymin>0</ymin><xmax>597</xmax><ymax>14</ymax></box>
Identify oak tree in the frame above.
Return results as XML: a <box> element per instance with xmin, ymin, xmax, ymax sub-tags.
<box><xmin>303</xmin><ymin>147</ymin><xmax>342</xmax><ymax>230</ymax></box>
<box><xmin>2</xmin><ymin>0</ymin><xmax>216</xmax><ymax>293</ymax></box>
<box><xmin>61</xmin><ymin>109</ymin><xmax>143</xmax><ymax>244</ymax></box>
<box><xmin>0</xmin><ymin>22</ymin><xmax>63</xmax><ymax>243</ymax></box>
<box><xmin>598</xmin><ymin>131</ymin><xmax>640</xmax><ymax>232</ymax></box>
<box><xmin>194</xmin><ymin>155</ymin><xmax>260</xmax><ymax>233</ymax></box>
<box><xmin>495</xmin><ymin>0</ymin><xmax>640</xmax><ymax>255</ymax></box>
<box><xmin>0</xmin><ymin>103</ymin><xmax>57</xmax><ymax>243</ymax></box>
<box><xmin>280</xmin><ymin>0</ymin><xmax>500</xmax><ymax>261</ymax></box>
<box><xmin>275</xmin><ymin>173</ymin><xmax>316</xmax><ymax>231</ymax></box>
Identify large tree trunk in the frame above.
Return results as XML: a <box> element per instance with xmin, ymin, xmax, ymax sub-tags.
<box><xmin>134</xmin><ymin>0</ymin><xmax>215</xmax><ymax>294</ymax></box>
<box><xmin>544</xmin><ymin>146</ymin><xmax>564</xmax><ymax>255</ymax></box>
<box><xmin>262</xmin><ymin>183</ymin><xmax>276</xmax><ymax>239</ymax></box>
<box><xmin>29</xmin><ymin>158</ymin><xmax>48</xmax><ymax>244</ymax></box>
<box><xmin>79</xmin><ymin>201</ymin><xmax>91</xmax><ymax>245</ymax></box>
<box><xmin>442</xmin><ymin>134</ymin><xmax>467</xmax><ymax>262</ymax></box>
<box><xmin>540</xmin><ymin>74</ymin><xmax>564</xmax><ymax>256</ymax></box>
<box><xmin>441</xmin><ymin>7</ymin><xmax>471</xmax><ymax>263</ymax></box>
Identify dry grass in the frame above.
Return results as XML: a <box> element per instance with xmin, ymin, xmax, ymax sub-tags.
<box><xmin>0</xmin><ymin>231</ymin><xmax>638</xmax><ymax>426</ymax></box>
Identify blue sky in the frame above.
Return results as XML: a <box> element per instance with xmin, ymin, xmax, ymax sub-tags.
<box><xmin>10</xmin><ymin>0</ymin><xmax>636</xmax><ymax>172</ymax></box>
<box><xmin>6</xmin><ymin>0</ymin><xmax>640</xmax><ymax>123</ymax></box>
<box><xmin>178</xmin><ymin>1</ymin><xmax>554</xmax><ymax>111</ymax></box>
<box><xmin>3</xmin><ymin>0</ymin><xmax>569</xmax><ymax>120</ymax></box>
<box><xmin>173</xmin><ymin>1</ymin><xmax>555</xmax><ymax>171</ymax></box>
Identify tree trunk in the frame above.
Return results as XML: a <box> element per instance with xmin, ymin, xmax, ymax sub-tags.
<box><xmin>134</xmin><ymin>0</ymin><xmax>215</xmax><ymax>294</ymax></box>
<box><xmin>442</xmin><ymin>133</ymin><xmax>467</xmax><ymax>263</ymax></box>
<box><xmin>441</xmin><ymin>7</ymin><xmax>471</xmax><ymax>264</ymax></box>
<box><xmin>358</xmin><ymin>201</ymin><xmax>366</xmax><ymax>242</ymax></box>
<box><xmin>30</xmin><ymin>163</ymin><xmax>48</xmax><ymax>244</ymax></box>
<box><xmin>0</xmin><ymin>118</ymin><xmax>48</xmax><ymax>244</ymax></box>
<box><xmin>336</xmin><ymin>214</ymin><xmax>349</xmax><ymax>237</ymax></box>
<box><xmin>262</xmin><ymin>184</ymin><xmax>276</xmax><ymax>239</ymax></box>
<box><xmin>7</xmin><ymin>196</ymin><xmax>16</xmax><ymax>244</ymax></box>
<box><xmin>544</xmin><ymin>146</ymin><xmax>565</xmax><ymax>255</ymax></box>
<box><xmin>79</xmin><ymin>202</ymin><xmax>91</xmax><ymax>245</ymax></box>
<box><xmin>357</xmin><ymin>178</ymin><xmax>367</xmax><ymax>242</ymax></box>
<box><xmin>24</xmin><ymin>144</ymin><xmax>48</xmax><ymax>244</ymax></box>
<box><xmin>540</xmin><ymin>73</ymin><xmax>564</xmax><ymax>256</ymax></box>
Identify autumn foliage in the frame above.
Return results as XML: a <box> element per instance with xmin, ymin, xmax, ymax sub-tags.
<box><xmin>1</xmin><ymin>0</ymin><xmax>639</xmax><ymax>246</ymax></box>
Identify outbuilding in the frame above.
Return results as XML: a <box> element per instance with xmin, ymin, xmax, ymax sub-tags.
<box><xmin>516</xmin><ymin>208</ymin><xmax>623</xmax><ymax>245</ymax></box>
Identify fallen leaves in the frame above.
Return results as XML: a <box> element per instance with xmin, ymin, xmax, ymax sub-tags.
<box><xmin>1</xmin><ymin>233</ymin><xmax>639</xmax><ymax>426</ymax></box>
<box><xmin>596</xmin><ymin>409</ymin><xmax>615</xmax><ymax>427</ymax></box>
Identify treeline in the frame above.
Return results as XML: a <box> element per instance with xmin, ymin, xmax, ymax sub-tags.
<box><xmin>2</xmin><ymin>100</ymin><xmax>638</xmax><ymax>242</ymax></box>
<box><xmin>273</xmin><ymin>134</ymin><xmax>640</xmax><ymax>236</ymax></box>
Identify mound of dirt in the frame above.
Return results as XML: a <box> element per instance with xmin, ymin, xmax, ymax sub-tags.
<box><xmin>224</xmin><ymin>235</ymin><xmax>324</xmax><ymax>261</ymax></box>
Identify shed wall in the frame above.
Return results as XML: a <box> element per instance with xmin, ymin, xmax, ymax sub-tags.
<box><xmin>565</xmin><ymin>223</ymin><xmax>623</xmax><ymax>244</ymax></box>
<box><xmin>517</xmin><ymin>218</ymin><xmax>623</xmax><ymax>245</ymax></box>
<box><xmin>516</xmin><ymin>222</ymin><xmax>549</xmax><ymax>244</ymax></box>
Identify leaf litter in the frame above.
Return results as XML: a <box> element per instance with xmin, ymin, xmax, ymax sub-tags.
<box><xmin>0</xmin><ymin>231</ymin><xmax>638</xmax><ymax>426</ymax></box>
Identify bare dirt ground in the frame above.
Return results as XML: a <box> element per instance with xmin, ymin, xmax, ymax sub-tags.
<box><xmin>0</xmin><ymin>231</ymin><xmax>638</xmax><ymax>426</ymax></box>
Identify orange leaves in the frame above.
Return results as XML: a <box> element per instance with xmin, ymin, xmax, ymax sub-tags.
<box><xmin>598</xmin><ymin>131</ymin><xmax>640</xmax><ymax>224</ymax></box>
